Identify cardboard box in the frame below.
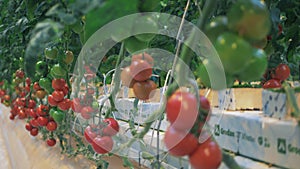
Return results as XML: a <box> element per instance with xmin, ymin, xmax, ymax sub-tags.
<box><xmin>218</xmin><ymin>88</ymin><xmax>263</xmax><ymax>110</ymax></box>
<box><xmin>210</xmin><ymin>109</ymin><xmax>300</xmax><ymax>169</ymax></box>
<box><xmin>262</xmin><ymin>89</ymin><xmax>300</xmax><ymax>119</ymax></box>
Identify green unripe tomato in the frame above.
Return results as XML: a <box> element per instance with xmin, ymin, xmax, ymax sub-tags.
<box><xmin>214</xmin><ymin>32</ymin><xmax>252</xmax><ymax>75</ymax></box>
<box><xmin>238</xmin><ymin>48</ymin><xmax>268</xmax><ymax>82</ymax></box>
<box><xmin>35</xmin><ymin>61</ymin><xmax>48</xmax><ymax>75</ymax></box>
<box><xmin>124</xmin><ymin>36</ymin><xmax>149</xmax><ymax>54</ymax></box>
<box><xmin>205</xmin><ymin>16</ymin><xmax>229</xmax><ymax>43</ymax></box>
<box><xmin>44</xmin><ymin>47</ymin><xmax>58</xmax><ymax>60</ymax></box>
<box><xmin>50</xmin><ymin>64</ymin><xmax>67</xmax><ymax>79</ymax></box>
<box><xmin>227</xmin><ymin>0</ymin><xmax>271</xmax><ymax>40</ymax></box>
<box><xmin>196</xmin><ymin>61</ymin><xmax>234</xmax><ymax>90</ymax></box>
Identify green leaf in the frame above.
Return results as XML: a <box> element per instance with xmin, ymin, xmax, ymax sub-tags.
<box><xmin>25</xmin><ymin>20</ymin><xmax>63</xmax><ymax>79</ymax></box>
<box><xmin>46</xmin><ymin>4</ymin><xmax>77</xmax><ymax>25</ymax></box>
<box><xmin>85</xmin><ymin>0</ymin><xmax>138</xmax><ymax>41</ymax></box>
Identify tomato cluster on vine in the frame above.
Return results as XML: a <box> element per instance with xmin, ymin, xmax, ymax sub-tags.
<box><xmin>198</xmin><ymin>0</ymin><xmax>271</xmax><ymax>89</ymax></box>
<box><xmin>71</xmin><ymin>93</ymin><xmax>99</xmax><ymax>120</ymax></box>
<box><xmin>262</xmin><ymin>63</ymin><xmax>290</xmax><ymax>89</ymax></box>
<box><xmin>121</xmin><ymin>52</ymin><xmax>157</xmax><ymax>100</ymax></box>
<box><xmin>164</xmin><ymin>89</ymin><xmax>222</xmax><ymax>169</ymax></box>
<box><xmin>84</xmin><ymin>118</ymin><xmax>120</xmax><ymax>154</ymax></box>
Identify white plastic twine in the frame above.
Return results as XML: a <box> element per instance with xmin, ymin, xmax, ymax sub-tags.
<box><xmin>149</xmin><ymin>69</ymin><xmax>172</xmax><ymax>147</ymax></box>
<box><xmin>103</xmin><ymin>68</ymin><xmax>117</xmax><ymax>95</ymax></box>
<box><xmin>150</xmin><ymin>0</ymin><xmax>192</xmax><ymax>166</ymax></box>
<box><xmin>72</xmin><ymin>113</ymin><xmax>83</xmax><ymax>136</ymax></box>
<box><xmin>101</xmin><ymin>68</ymin><xmax>123</xmax><ymax>118</ymax></box>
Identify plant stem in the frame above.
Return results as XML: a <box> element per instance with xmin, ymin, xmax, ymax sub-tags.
<box><xmin>283</xmin><ymin>81</ymin><xmax>300</xmax><ymax>118</ymax></box>
<box><xmin>105</xmin><ymin>42</ymin><xmax>125</xmax><ymax>118</ymax></box>
<box><xmin>171</xmin><ymin>0</ymin><xmax>218</xmax><ymax>88</ymax></box>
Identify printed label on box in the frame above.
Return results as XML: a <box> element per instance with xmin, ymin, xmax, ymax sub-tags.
<box><xmin>218</xmin><ymin>89</ymin><xmax>236</xmax><ymax>110</ymax></box>
<box><xmin>209</xmin><ymin>111</ymin><xmax>240</xmax><ymax>152</ymax></box>
<box><xmin>262</xmin><ymin>90</ymin><xmax>287</xmax><ymax>119</ymax></box>
<box><xmin>262</xmin><ymin>120</ymin><xmax>300</xmax><ymax>169</ymax></box>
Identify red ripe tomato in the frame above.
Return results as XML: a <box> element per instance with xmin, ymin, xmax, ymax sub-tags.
<box><xmin>52</xmin><ymin>78</ymin><xmax>66</xmax><ymax>90</ymax></box>
<box><xmin>30</xmin><ymin>128</ymin><xmax>39</xmax><ymax>136</ymax></box>
<box><xmin>132</xmin><ymin>52</ymin><xmax>154</xmax><ymax>66</ymax></box>
<box><xmin>132</xmin><ymin>80</ymin><xmax>156</xmax><ymax>100</ymax></box>
<box><xmin>200</xmin><ymin>95</ymin><xmax>210</xmax><ymax>111</ymax></box>
<box><xmin>275</xmin><ymin>63</ymin><xmax>290</xmax><ymax>81</ymax></box>
<box><xmin>189</xmin><ymin>140</ymin><xmax>222</xmax><ymax>169</ymax></box>
<box><xmin>25</xmin><ymin>86</ymin><xmax>31</xmax><ymax>93</ymax></box>
<box><xmin>71</xmin><ymin>98</ymin><xmax>82</xmax><ymax>113</ymax></box>
<box><xmin>46</xmin><ymin>138</ymin><xmax>56</xmax><ymax>147</ymax></box>
<box><xmin>263</xmin><ymin>79</ymin><xmax>282</xmax><ymax>89</ymax></box>
<box><xmin>102</xmin><ymin>118</ymin><xmax>120</xmax><ymax>136</ymax></box>
<box><xmin>166</xmin><ymin>90</ymin><xmax>198</xmax><ymax>131</ymax></box>
<box><xmin>16</xmin><ymin>70</ymin><xmax>25</xmax><ymax>78</ymax></box>
<box><xmin>25</xmin><ymin>77</ymin><xmax>31</xmax><ymax>86</ymax></box>
<box><xmin>29</xmin><ymin>109</ymin><xmax>37</xmax><ymax>118</ymax></box>
<box><xmin>36</xmin><ymin>105</ymin><xmax>49</xmax><ymax>116</ymax></box>
<box><xmin>62</xmin><ymin>85</ymin><xmax>69</xmax><ymax>96</ymax></box>
<box><xmin>84</xmin><ymin>126</ymin><xmax>98</xmax><ymax>143</ymax></box>
<box><xmin>164</xmin><ymin>126</ymin><xmax>198</xmax><ymax>156</ymax></box>
<box><xmin>33</xmin><ymin>82</ymin><xmax>42</xmax><ymax>91</ymax></box>
<box><xmin>9</xmin><ymin>114</ymin><xmax>15</xmax><ymax>120</ymax></box>
<box><xmin>52</xmin><ymin>90</ymin><xmax>65</xmax><ymax>102</ymax></box>
<box><xmin>37</xmin><ymin>116</ymin><xmax>49</xmax><ymax>126</ymax></box>
<box><xmin>3</xmin><ymin>95</ymin><xmax>10</xmax><ymax>101</ymax></box>
<box><xmin>25</xmin><ymin>123</ymin><xmax>33</xmax><ymax>131</ymax></box>
<box><xmin>46</xmin><ymin>121</ymin><xmax>57</xmax><ymax>131</ymax></box>
<box><xmin>130</xmin><ymin>60</ymin><xmax>152</xmax><ymax>82</ymax></box>
<box><xmin>0</xmin><ymin>89</ymin><xmax>6</xmax><ymax>97</ymax></box>
<box><xmin>58</xmin><ymin>98</ymin><xmax>71</xmax><ymax>111</ymax></box>
<box><xmin>16</xmin><ymin>98</ymin><xmax>25</xmax><ymax>107</ymax></box>
<box><xmin>30</xmin><ymin>118</ymin><xmax>39</xmax><ymax>127</ymax></box>
<box><xmin>18</xmin><ymin>110</ymin><xmax>27</xmax><ymax>119</ymax></box>
<box><xmin>48</xmin><ymin>95</ymin><xmax>59</xmax><ymax>106</ymax></box>
<box><xmin>81</xmin><ymin>106</ymin><xmax>94</xmax><ymax>119</ymax></box>
<box><xmin>92</xmin><ymin>136</ymin><xmax>114</xmax><ymax>154</ymax></box>
<box><xmin>120</xmin><ymin>66</ymin><xmax>133</xmax><ymax>87</ymax></box>
<box><xmin>27</xmin><ymin>99</ymin><xmax>36</xmax><ymax>109</ymax></box>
